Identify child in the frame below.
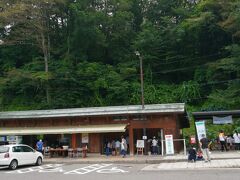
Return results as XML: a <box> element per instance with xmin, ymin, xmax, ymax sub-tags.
<box><xmin>196</xmin><ymin>150</ymin><xmax>204</xmax><ymax>161</ymax></box>
<box><xmin>188</xmin><ymin>146</ymin><xmax>197</xmax><ymax>162</ymax></box>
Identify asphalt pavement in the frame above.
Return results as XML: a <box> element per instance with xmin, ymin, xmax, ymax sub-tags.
<box><xmin>1</xmin><ymin>163</ymin><xmax>240</xmax><ymax>180</ymax></box>
<box><xmin>43</xmin><ymin>150</ymin><xmax>240</xmax><ymax>169</ymax></box>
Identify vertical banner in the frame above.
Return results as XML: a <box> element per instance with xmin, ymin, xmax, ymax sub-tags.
<box><xmin>165</xmin><ymin>134</ymin><xmax>174</xmax><ymax>155</ymax></box>
<box><xmin>195</xmin><ymin>121</ymin><xmax>206</xmax><ymax>141</ymax></box>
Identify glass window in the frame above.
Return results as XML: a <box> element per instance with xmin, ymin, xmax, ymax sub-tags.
<box><xmin>22</xmin><ymin>146</ymin><xmax>34</xmax><ymax>152</ymax></box>
<box><xmin>132</xmin><ymin>115</ymin><xmax>147</xmax><ymax>121</ymax></box>
<box><xmin>0</xmin><ymin>146</ymin><xmax>9</xmax><ymax>153</ymax></box>
<box><xmin>12</xmin><ymin>146</ymin><xmax>23</xmax><ymax>153</ymax></box>
<box><xmin>113</xmin><ymin>116</ymin><xmax>128</xmax><ymax>121</ymax></box>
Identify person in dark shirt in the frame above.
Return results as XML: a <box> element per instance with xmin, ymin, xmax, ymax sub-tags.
<box><xmin>188</xmin><ymin>146</ymin><xmax>197</xmax><ymax>162</ymax></box>
<box><xmin>199</xmin><ymin>134</ymin><xmax>211</xmax><ymax>162</ymax></box>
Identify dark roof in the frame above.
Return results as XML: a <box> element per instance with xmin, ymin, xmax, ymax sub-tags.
<box><xmin>0</xmin><ymin>103</ymin><xmax>189</xmax><ymax>128</ymax></box>
<box><xmin>0</xmin><ymin>103</ymin><xmax>185</xmax><ymax>120</ymax></box>
<box><xmin>192</xmin><ymin>110</ymin><xmax>240</xmax><ymax>120</ymax></box>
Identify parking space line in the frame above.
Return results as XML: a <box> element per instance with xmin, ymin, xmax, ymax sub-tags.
<box><xmin>64</xmin><ymin>164</ymin><xmax>112</xmax><ymax>175</ymax></box>
<box><xmin>6</xmin><ymin>164</ymin><xmax>64</xmax><ymax>174</ymax></box>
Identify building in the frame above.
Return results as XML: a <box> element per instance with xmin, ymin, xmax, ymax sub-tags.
<box><xmin>0</xmin><ymin>103</ymin><xmax>189</xmax><ymax>155</ymax></box>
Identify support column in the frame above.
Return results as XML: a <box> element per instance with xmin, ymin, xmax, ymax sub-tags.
<box><xmin>143</xmin><ymin>128</ymin><xmax>147</xmax><ymax>155</ymax></box>
<box><xmin>72</xmin><ymin>133</ymin><xmax>76</xmax><ymax>149</ymax></box>
<box><xmin>129</xmin><ymin>127</ymin><xmax>134</xmax><ymax>156</ymax></box>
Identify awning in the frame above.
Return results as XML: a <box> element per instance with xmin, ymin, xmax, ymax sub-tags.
<box><xmin>0</xmin><ymin>124</ymin><xmax>127</xmax><ymax>135</ymax></box>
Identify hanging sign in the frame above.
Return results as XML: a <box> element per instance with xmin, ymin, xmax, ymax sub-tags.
<box><xmin>82</xmin><ymin>133</ymin><xmax>89</xmax><ymax>143</ymax></box>
<box><xmin>213</xmin><ymin>116</ymin><xmax>233</xmax><ymax>124</ymax></box>
<box><xmin>195</xmin><ymin>121</ymin><xmax>206</xmax><ymax>141</ymax></box>
<box><xmin>165</xmin><ymin>134</ymin><xmax>174</xmax><ymax>155</ymax></box>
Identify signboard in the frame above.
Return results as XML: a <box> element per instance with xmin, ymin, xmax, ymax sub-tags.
<box><xmin>190</xmin><ymin>136</ymin><xmax>196</xmax><ymax>144</ymax></box>
<box><xmin>165</xmin><ymin>134</ymin><xmax>174</xmax><ymax>155</ymax></box>
<box><xmin>7</xmin><ymin>136</ymin><xmax>17</xmax><ymax>144</ymax></box>
<box><xmin>142</xmin><ymin>136</ymin><xmax>147</xmax><ymax>140</ymax></box>
<box><xmin>195</xmin><ymin>121</ymin><xmax>206</xmax><ymax>141</ymax></box>
<box><xmin>82</xmin><ymin>133</ymin><xmax>89</xmax><ymax>143</ymax></box>
<box><xmin>136</xmin><ymin>140</ymin><xmax>144</xmax><ymax>148</ymax></box>
<box><xmin>213</xmin><ymin>116</ymin><xmax>233</xmax><ymax>124</ymax></box>
<box><xmin>7</xmin><ymin>136</ymin><xmax>22</xmax><ymax>144</ymax></box>
<box><xmin>0</xmin><ymin>136</ymin><xmax>6</xmax><ymax>141</ymax></box>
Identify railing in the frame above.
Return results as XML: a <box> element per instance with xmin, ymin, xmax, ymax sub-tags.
<box><xmin>161</xmin><ymin>139</ymin><xmax>186</xmax><ymax>156</ymax></box>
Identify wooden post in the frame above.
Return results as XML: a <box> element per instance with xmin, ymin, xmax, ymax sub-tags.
<box><xmin>129</xmin><ymin>127</ymin><xmax>134</xmax><ymax>156</ymax></box>
<box><xmin>72</xmin><ymin>133</ymin><xmax>76</xmax><ymax>149</ymax></box>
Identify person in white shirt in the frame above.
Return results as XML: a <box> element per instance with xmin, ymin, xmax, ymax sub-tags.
<box><xmin>121</xmin><ymin>136</ymin><xmax>127</xmax><ymax>158</ymax></box>
<box><xmin>233</xmin><ymin>130</ymin><xmax>240</xmax><ymax>150</ymax></box>
<box><xmin>219</xmin><ymin>130</ymin><xmax>228</xmax><ymax>151</ymax></box>
<box><xmin>115</xmin><ymin>140</ymin><xmax>121</xmax><ymax>155</ymax></box>
<box><xmin>152</xmin><ymin>137</ymin><xmax>158</xmax><ymax>155</ymax></box>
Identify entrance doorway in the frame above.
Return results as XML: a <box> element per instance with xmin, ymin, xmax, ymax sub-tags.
<box><xmin>133</xmin><ymin>128</ymin><xmax>163</xmax><ymax>155</ymax></box>
<box><xmin>101</xmin><ymin>131</ymin><xmax>128</xmax><ymax>155</ymax></box>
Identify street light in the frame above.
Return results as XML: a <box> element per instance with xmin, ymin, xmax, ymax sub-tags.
<box><xmin>135</xmin><ymin>51</ymin><xmax>145</xmax><ymax>110</ymax></box>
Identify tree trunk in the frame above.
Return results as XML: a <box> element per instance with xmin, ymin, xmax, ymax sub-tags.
<box><xmin>41</xmin><ymin>32</ymin><xmax>50</xmax><ymax>104</ymax></box>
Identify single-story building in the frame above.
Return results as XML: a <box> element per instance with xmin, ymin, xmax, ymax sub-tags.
<box><xmin>0</xmin><ymin>103</ymin><xmax>189</xmax><ymax>155</ymax></box>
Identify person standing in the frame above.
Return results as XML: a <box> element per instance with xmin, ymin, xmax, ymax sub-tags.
<box><xmin>152</xmin><ymin>137</ymin><xmax>158</xmax><ymax>155</ymax></box>
<box><xmin>219</xmin><ymin>130</ymin><xmax>228</xmax><ymax>151</ymax></box>
<box><xmin>233</xmin><ymin>130</ymin><xmax>240</xmax><ymax>150</ymax></box>
<box><xmin>115</xmin><ymin>139</ymin><xmax>121</xmax><ymax>155</ymax></box>
<box><xmin>36</xmin><ymin>139</ymin><xmax>43</xmax><ymax>154</ymax></box>
<box><xmin>120</xmin><ymin>136</ymin><xmax>127</xmax><ymax>158</ymax></box>
<box><xmin>199</xmin><ymin>134</ymin><xmax>211</xmax><ymax>162</ymax></box>
<box><xmin>111</xmin><ymin>140</ymin><xmax>116</xmax><ymax>156</ymax></box>
<box><xmin>105</xmin><ymin>141</ymin><xmax>111</xmax><ymax>156</ymax></box>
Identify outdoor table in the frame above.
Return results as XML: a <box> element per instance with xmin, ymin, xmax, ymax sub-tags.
<box><xmin>49</xmin><ymin>148</ymin><xmax>68</xmax><ymax>157</ymax></box>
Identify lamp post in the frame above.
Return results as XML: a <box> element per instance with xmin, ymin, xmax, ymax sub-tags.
<box><xmin>135</xmin><ymin>51</ymin><xmax>145</xmax><ymax>110</ymax></box>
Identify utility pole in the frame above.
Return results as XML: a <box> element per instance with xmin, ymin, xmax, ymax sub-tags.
<box><xmin>135</xmin><ymin>51</ymin><xmax>145</xmax><ymax>110</ymax></box>
<box><xmin>135</xmin><ymin>51</ymin><xmax>147</xmax><ymax>155</ymax></box>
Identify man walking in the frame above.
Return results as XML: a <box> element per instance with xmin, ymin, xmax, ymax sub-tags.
<box><xmin>199</xmin><ymin>134</ymin><xmax>211</xmax><ymax>162</ymax></box>
<box><xmin>36</xmin><ymin>139</ymin><xmax>43</xmax><ymax>154</ymax></box>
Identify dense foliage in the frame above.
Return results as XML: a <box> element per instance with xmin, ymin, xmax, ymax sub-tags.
<box><xmin>0</xmin><ymin>0</ymin><xmax>240</xmax><ymax>135</ymax></box>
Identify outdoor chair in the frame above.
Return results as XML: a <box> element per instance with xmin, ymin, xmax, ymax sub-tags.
<box><xmin>76</xmin><ymin>148</ymin><xmax>82</xmax><ymax>158</ymax></box>
<box><xmin>68</xmin><ymin>148</ymin><xmax>74</xmax><ymax>158</ymax></box>
<box><xmin>44</xmin><ymin>147</ymin><xmax>50</xmax><ymax>158</ymax></box>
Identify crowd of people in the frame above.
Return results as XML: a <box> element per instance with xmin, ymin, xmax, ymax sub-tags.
<box><xmin>188</xmin><ymin>129</ymin><xmax>240</xmax><ymax>163</ymax></box>
<box><xmin>104</xmin><ymin>135</ymin><xmax>162</xmax><ymax>157</ymax></box>
<box><xmin>105</xmin><ymin>136</ymin><xmax>128</xmax><ymax>158</ymax></box>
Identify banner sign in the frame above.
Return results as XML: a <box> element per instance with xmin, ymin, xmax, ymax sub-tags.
<box><xmin>213</xmin><ymin>116</ymin><xmax>233</xmax><ymax>124</ymax></box>
<box><xmin>195</xmin><ymin>121</ymin><xmax>206</xmax><ymax>141</ymax></box>
<box><xmin>165</xmin><ymin>134</ymin><xmax>174</xmax><ymax>155</ymax></box>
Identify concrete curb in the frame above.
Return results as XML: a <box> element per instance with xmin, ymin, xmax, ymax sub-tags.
<box><xmin>43</xmin><ymin>157</ymin><xmax>240</xmax><ymax>165</ymax></box>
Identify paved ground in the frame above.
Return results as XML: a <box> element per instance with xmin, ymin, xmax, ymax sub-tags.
<box><xmin>1</xmin><ymin>163</ymin><xmax>240</xmax><ymax>180</ymax></box>
<box><xmin>44</xmin><ymin>150</ymin><xmax>240</xmax><ymax>167</ymax></box>
<box><xmin>142</xmin><ymin>159</ymin><xmax>240</xmax><ymax>170</ymax></box>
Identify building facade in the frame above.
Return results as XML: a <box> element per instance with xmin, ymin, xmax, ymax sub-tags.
<box><xmin>0</xmin><ymin>103</ymin><xmax>189</xmax><ymax>155</ymax></box>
